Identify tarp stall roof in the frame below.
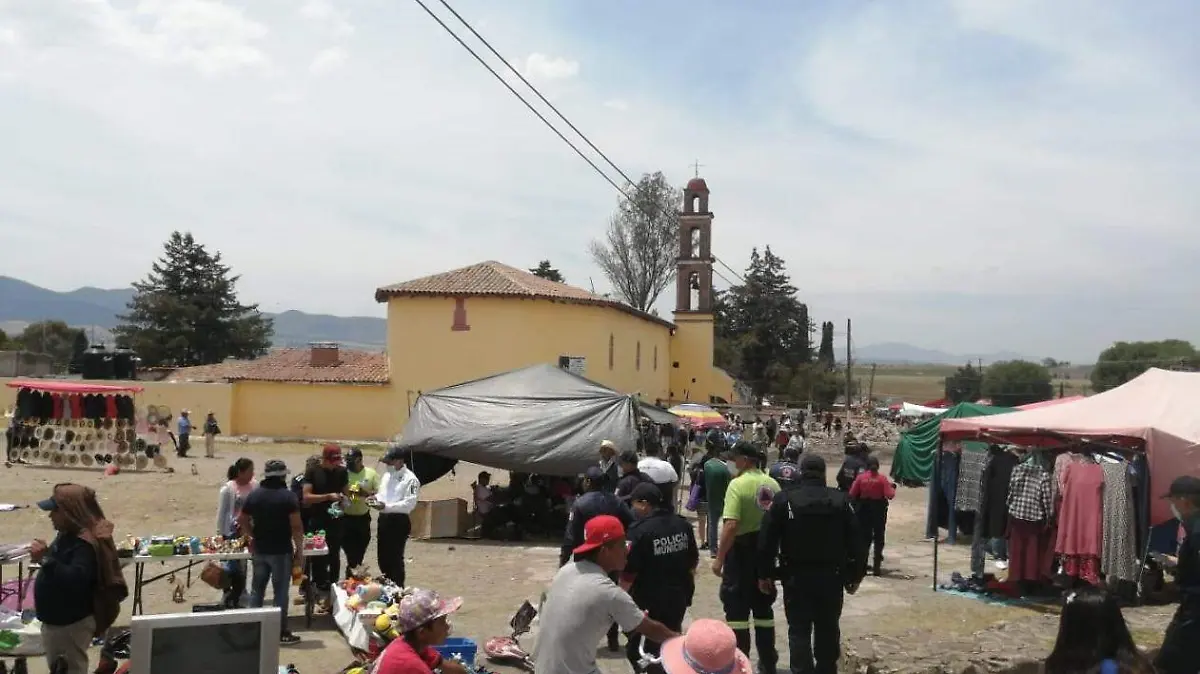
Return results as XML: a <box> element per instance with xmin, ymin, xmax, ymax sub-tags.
<box><xmin>5</xmin><ymin>379</ymin><xmax>145</xmax><ymax>394</ymax></box>
<box><xmin>891</xmin><ymin>403</ymin><xmax>1013</xmax><ymax>483</ymax></box>
<box><xmin>940</xmin><ymin>368</ymin><xmax>1200</xmax><ymax>525</ymax></box>
<box><xmin>1015</xmin><ymin>395</ymin><xmax>1085</xmax><ymax>410</ymax></box>
<box><xmin>395</xmin><ymin>363</ymin><xmax>638</xmax><ymax>477</ymax></box>
<box><xmin>638</xmin><ymin>403</ymin><xmax>680</xmax><ymax>426</ymax></box>
<box><xmin>900</xmin><ymin>402</ymin><xmax>944</xmax><ymax>417</ymax></box>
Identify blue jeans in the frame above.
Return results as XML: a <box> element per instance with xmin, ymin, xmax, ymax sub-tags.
<box><xmin>249</xmin><ymin>553</ymin><xmax>291</xmax><ymax>633</ymax></box>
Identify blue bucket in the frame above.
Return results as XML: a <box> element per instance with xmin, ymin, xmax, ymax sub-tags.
<box><xmin>434</xmin><ymin>637</ymin><xmax>478</xmax><ymax>665</ymax></box>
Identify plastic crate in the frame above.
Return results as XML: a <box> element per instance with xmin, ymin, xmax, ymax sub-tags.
<box><xmin>433</xmin><ymin>637</ymin><xmax>478</xmax><ymax>665</ymax></box>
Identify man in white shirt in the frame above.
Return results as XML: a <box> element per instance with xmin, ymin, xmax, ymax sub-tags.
<box><xmin>637</xmin><ymin>444</ymin><xmax>680</xmax><ymax>508</ymax></box>
<box><xmin>534</xmin><ymin>515</ymin><xmax>679</xmax><ymax>674</ymax></box>
<box><xmin>371</xmin><ymin>446</ymin><xmax>421</xmax><ymax>587</ymax></box>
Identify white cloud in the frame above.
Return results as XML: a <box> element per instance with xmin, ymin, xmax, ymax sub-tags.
<box><xmin>299</xmin><ymin>0</ymin><xmax>354</xmax><ymax>38</ymax></box>
<box><xmin>309</xmin><ymin>46</ymin><xmax>347</xmax><ymax>75</ymax></box>
<box><xmin>522</xmin><ymin>52</ymin><xmax>579</xmax><ymax>82</ymax></box>
<box><xmin>602</xmin><ymin>99</ymin><xmax>629</xmax><ymax>111</ymax></box>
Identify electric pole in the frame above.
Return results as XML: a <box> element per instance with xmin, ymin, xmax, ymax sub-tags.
<box><xmin>845</xmin><ymin>318</ymin><xmax>852</xmax><ymax>424</ymax></box>
<box><xmin>867</xmin><ymin>363</ymin><xmax>877</xmax><ymax>404</ymax></box>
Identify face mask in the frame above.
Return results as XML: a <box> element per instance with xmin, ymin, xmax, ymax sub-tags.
<box><xmin>726</xmin><ymin>460</ymin><xmax>739</xmax><ymax>476</ymax></box>
<box><xmin>1170</xmin><ymin>503</ymin><xmax>1183</xmax><ymax>521</ymax></box>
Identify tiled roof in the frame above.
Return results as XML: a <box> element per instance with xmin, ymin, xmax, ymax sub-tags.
<box><xmin>166</xmin><ymin>348</ymin><xmax>389</xmax><ymax>384</ymax></box>
<box><xmin>375</xmin><ymin>261</ymin><xmax>675</xmax><ymax>329</ymax></box>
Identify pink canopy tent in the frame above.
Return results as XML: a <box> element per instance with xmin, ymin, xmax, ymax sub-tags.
<box><xmin>1015</xmin><ymin>395</ymin><xmax>1085</xmax><ymax>410</ymax></box>
<box><xmin>941</xmin><ymin>368</ymin><xmax>1200</xmax><ymax>525</ymax></box>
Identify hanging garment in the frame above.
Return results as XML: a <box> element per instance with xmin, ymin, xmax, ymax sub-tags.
<box><xmin>104</xmin><ymin>395</ymin><xmax>118</xmax><ymax>419</ymax></box>
<box><xmin>1056</xmin><ymin>462</ymin><xmax>1104</xmax><ymax>558</ymax></box>
<box><xmin>68</xmin><ymin>394</ymin><xmax>83</xmax><ymax>419</ymax></box>
<box><xmin>1101</xmin><ymin>461</ymin><xmax>1138</xmax><ymax>582</ymax></box>
<box><xmin>956</xmin><ymin>448</ymin><xmax>991</xmax><ymax>513</ymax></box>
<box><xmin>1007</xmin><ymin>516</ymin><xmax>1055</xmax><ymax>583</ymax></box>
<box><xmin>979</xmin><ymin>450</ymin><xmax>1019</xmax><ymax>539</ymax></box>
<box><xmin>1053</xmin><ymin>452</ymin><xmax>1086</xmax><ymax>504</ymax></box>
<box><xmin>1007</xmin><ymin>458</ymin><xmax>1054</xmax><ymax>523</ymax></box>
<box><xmin>51</xmin><ymin>394</ymin><xmax>64</xmax><ymax>420</ymax></box>
<box><xmin>35</xmin><ymin>391</ymin><xmax>54</xmax><ymax>420</ymax></box>
<box><xmin>115</xmin><ymin>395</ymin><xmax>135</xmax><ymax>421</ymax></box>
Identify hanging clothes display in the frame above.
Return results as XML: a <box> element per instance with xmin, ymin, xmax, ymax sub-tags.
<box><xmin>979</xmin><ymin>448</ymin><xmax>1019</xmax><ymax>539</ymax></box>
<box><xmin>1053</xmin><ymin>452</ymin><xmax>1086</xmax><ymax>504</ymax></box>
<box><xmin>1101</xmin><ymin>461</ymin><xmax>1138</xmax><ymax>582</ymax></box>
<box><xmin>956</xmin><ymin>447</ymin><xmax>989</xmax><ymax>513</ymax></box>
<box><xmin>1006</xmin><ymin>454</ymin><xmax>1055</xmax><ymax>584</ymax></box>
<box><xmin>1055</xmin><ymin>461</ymin><xmax>1104</xmax><ymax>584</ymax></box>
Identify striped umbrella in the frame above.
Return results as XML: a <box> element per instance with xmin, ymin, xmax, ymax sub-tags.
<box><xmin>667</xmin><ymin>403</ymin><xmax>728</xmax><ymax>430</ymax></box>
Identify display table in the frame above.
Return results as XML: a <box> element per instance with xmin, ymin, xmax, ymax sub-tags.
<box><xmin>130</xmin><ymin>547</ymin><xmax>329</xmax><ymax>628</ymax></box>
<box><xmin>331</xmin><ymin>584</ymin><xmax>375</xmax><ymax>652</ymax></box>
<box><xmin>0</xmin><ymin>552</ymin><xmax>34</xmax><ymax>613</ymax></box>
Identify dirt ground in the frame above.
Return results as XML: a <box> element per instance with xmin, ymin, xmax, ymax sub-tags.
<box><xmin>1</xmin><ymin>437</ymin><xmax>1173</xmax><ymax>674</ymax></box>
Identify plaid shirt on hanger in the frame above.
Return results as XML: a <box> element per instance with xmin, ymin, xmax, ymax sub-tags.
<box><xmin>1006</xmin><ymin>459</ymin><xmax>1054</xmax><ymax>522</ymax></box>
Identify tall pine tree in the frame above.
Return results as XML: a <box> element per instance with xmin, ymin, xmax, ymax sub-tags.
<box><xmin>115</xmin><ymin>232</ymin><xmax>273</xmax><ymax>367</ymax></box>
<box><xmin>816</xmin><ymin>321</ymin><xmax>836</xmax><ymax>369</ymax></box>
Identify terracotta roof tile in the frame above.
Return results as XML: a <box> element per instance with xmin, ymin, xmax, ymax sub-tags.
<box><xmin>167</xmin><ymin>348</ymin><xmax>389</xmax><ymax>384</ymax></box>
<box><xmin>375</xmin><ymin>261</ymin><xmax>674</xmax><ymax>328</ymax></box>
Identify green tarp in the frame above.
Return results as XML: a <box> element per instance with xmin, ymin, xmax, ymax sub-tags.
<box><xmin>890</xmin><ymin>402</ymin><xmax>1014</xmax><ymax>483</ymax></box>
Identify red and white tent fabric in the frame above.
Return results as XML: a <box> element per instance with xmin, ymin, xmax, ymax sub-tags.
<box><xmin>941</xmin><ymin>368</ymin><xmax>1200</xmax><ymax>525</ymax></box>
<box><xmin>1015</xmin><ymin>395</ymin><xmax>1086</xmax><ymax>410</ymax></box>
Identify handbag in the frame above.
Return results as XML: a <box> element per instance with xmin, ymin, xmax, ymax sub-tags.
<box><xmin>199</xmin><ymin>561</ymin><xmax>229</xmax><ymax>590</ymax></box>
<box><xmin>685</xmin><ymin>483</ymin><xmax>701</xmax><ymax>512</ymax></box>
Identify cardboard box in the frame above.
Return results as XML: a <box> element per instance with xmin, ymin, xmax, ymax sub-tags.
<box><xmin>411</xmin><ymin>498</ymin><xmax>469</xmax><ymax>539</ymax></box>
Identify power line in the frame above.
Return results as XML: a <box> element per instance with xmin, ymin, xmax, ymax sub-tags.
<box><xmin>434</xmin><ymin>0</ymin><xmax>639</xmax><ymax>190</ymax></box>
<box><xmin>410</xmin><ymin>0</ymin><xmax>630</xmax><ymax>200</ymax></box>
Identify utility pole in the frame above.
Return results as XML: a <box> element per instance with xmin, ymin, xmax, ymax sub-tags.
<box><xmin>845</xmin><ymin>318</ymin><xmax>852</xmax><ymax>425</ymax></box>
<box><xmin>867</xmin><ymin>363</ymin><xmax>877</xmax><ymax>404</ymax></box>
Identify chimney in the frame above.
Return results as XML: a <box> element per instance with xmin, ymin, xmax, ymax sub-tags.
<box><xmin>309</xmin><ymin>342</ymin><xmax>340</xmax><ymax>367</ymax></box>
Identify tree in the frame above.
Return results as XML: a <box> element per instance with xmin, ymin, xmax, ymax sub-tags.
<box><xmin>1041</xmin><ymin>357</ymin><xmax>1059</xmax><ymax>369</ymax></box>
<box><xmin>816</xmin><ymin>321</ymin><xmax>836</xmax><ymax>369</ymax></box>
<box><xmin>114</xmin><ymin>231</ymin><xmax>274</xmax><ymax>367</ymax></box>
<box><xmin>1090</xmin><ymin>340</ymin><xmax>1199</xmax><ymax>392</ymax></box>
<box><xmin>529</xmin><ymin>260</ymin><xmax>565</xmax><ymax>283</ymax></box>
<box><xmin>714</xmin><ymin>246</ymin><xmax>811</xmax><ymax>403</ymax></box>
<box><xmin>69</xmin><ymin>331</ymin><xmax>89</xmax><ymax>374</ymax></box>
<box><xmin>0</xmin><ymin>328</ymin><xmax>9</xmax><ymax>350</ymax></box>
<box><xmin>944</xmin><ymin>362</ymin><xmax>983</xmax><ymax>403</ymax></box>
<box><xmin>13</xmin><ymin>321</ymin><xmax>85</xmax><ymax>372</ymax></box>
<box><xmin>982</xmin><ymin>360</ymin><xmax>1053</xmax><ymax>407</ymax></box>
<box><xmin>589</xmin><ymin>171</ymin><xmax>678</xmax><ymax>311</ymax></box>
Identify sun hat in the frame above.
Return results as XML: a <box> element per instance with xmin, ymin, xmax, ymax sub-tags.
<box><xmin>394</xmin><ymin>589</ymin><xmax>463</xmax><ymax>633</ymax></box>
<box><xmin>600</xmin><ymin>439</ymin><xmax>617</xmax><ymax>451</ymax></box>
<box><xmin>660</xmin><ymin>619</ymin><xmax>751</xmax><ymax>674</ymax></box>
<box><xmin>263</xmin><ymin>459</ymin><xmax>289</xmax><ymax>479</ymax></box>
<box><xmin>572</xmin><ymin>514</ymin><xmax>626</xmax><ymax>555</ymax></box>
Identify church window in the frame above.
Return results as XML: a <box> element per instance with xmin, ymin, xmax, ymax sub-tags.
<box><xmin>451</xmin><ymin>298</ymin><xmax>470</xmax><ymax>331</ymax></box>
<box><xmin>636</xmin><ymin>341</ymin><xmax>641</xmax><ymax>370</ymax></box>
<box><xmin>608</xmin><ymin>333</ymin><xmax>614</xmax><ymax>370</ymax></box>
<box><xmin>653</xmin><ymin>345</ymin><xmax>658</xmax><ymax>370</ymax></box>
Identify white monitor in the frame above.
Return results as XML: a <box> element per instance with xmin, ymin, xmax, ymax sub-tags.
<box><xmin>129</xmin><ymin>607</ymin><xmax>281</xmax><ymax>674</ymax></box>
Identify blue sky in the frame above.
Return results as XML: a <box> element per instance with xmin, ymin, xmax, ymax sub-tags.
<box><xmin>0</xmin><ymin>0</ymin><xmax>1197</xmax><ymax>362</ymax></box>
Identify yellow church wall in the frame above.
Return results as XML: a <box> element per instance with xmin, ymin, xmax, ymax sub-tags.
<box><xmin>669</xmin><ymin>315</ymin><xmax>738</xmax><ymax>405</ymax></box>
<box><xmin>231</xmin><ymin>382</ymin><xmax>399</xmax><ymax>441</ymax></box>
<box><xmin>385</xmin><ymin>296</ymin><xmax>672</xmax><ymax>422</ymax></box>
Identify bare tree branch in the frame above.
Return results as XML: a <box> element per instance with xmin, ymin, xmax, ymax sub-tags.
<box><xmin>588</xmin><ymin>172</ymin><xmax>678</xmax><ymax>311</ymax></box>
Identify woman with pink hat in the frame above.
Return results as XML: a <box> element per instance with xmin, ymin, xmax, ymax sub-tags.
<box><xmin>659</xmin><ymin>619</ymin><xmax>752</xmax><ymax>674</ymax></box>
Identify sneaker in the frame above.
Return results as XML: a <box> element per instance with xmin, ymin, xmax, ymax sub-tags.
<box><xmin>280</xmin><ymin>632</ymin><xmax>301</xmax><ymax>645</ymax></box>
<box><xmin>994</xmin><ymin>560</ymin><xmax>1009</xmax><ymax>570</ymax></box>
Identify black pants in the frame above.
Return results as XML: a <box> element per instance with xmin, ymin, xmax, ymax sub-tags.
<box><xmin>720</xmin><ymin>546</ymin><xmax>777</xmax><ymax>672</ymax></box>
<box><xmin>377</xmin><ymin>513</ymin><xmax>411</xmax><ymax>587</ymax></box>
<box><xmin>782</xmin><ymin>572</ymin><xmax>845</xmax><ymax>674</ymax></box>
<box><xmin>626</xmin><ymin>597</ymin><xmax>688</xmax><ymax>674</ymax></box>
<box><xmin>1155</xmin><ymin>600</ymin><xmax>1200</xmax><ymax>674</ymax></box>
<box><xmin>177</xmin><ymin>433</ymin><xmax>190</xmax><ymax>457</ymax></box>
<box><xmin>342</xmin><ymin>514</ymin><xmax>372</xmax><ymax>574</ymax></box>
<box><xmin>856</xmin><ymin>500</ymin><xmax>887</xmax><ymax>570</ymax></box>
<box><xmin>308</xmin><ymin>518</ymin><xmax>343</xmax><ymax>591</ymax></box>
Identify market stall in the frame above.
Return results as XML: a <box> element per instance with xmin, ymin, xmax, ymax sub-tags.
<box><xmin>929</xmin><ymin>368</ymin><xmax>1200</xmax><ymax>599</ymax></box>
<box><xmin>5</xmin><ymin>379</ymin><xmax>168</xmax><ymax>471</ymax></box>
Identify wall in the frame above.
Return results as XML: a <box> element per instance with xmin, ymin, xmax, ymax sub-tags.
<box><xmin>0</xmin><ymin>352</ymin><xmax>53</xmax><ymax>377</ymax></box>
<box><xmin>0</xmin><ymin>377</ymin><xmax>234</xmax><ymax>424</ymax></box>
<box><xmin>669</xmin><ymin>314</ymin><xmax>738</xmax><ymax>404</ymax></box>
<box><xmin>232</xmin><ymin>381</ymin><xmax>399</xmax><ymax>441</ymax></box>
<box><xmin>386</xmin><ymin>296</ymin><xmax>672</xmax><ymax>422</ymax></box>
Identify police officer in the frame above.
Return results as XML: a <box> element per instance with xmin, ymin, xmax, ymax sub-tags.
<box><xmin>836</xmin><ymin>442</ymin><xmax>870</xmax><ymax>492</ymax></box>
<box><xmin>621</xmin><ymin>483</ymin><xmax>698</xmax><ymax>673</ymax></box>
<box><xmin>1156</xmin><ymin>475</ymin><xmax>1200</xmax><ymax>674</ymax></box>
<box><xmin>615</xmin><ymin>450</ymin><xmax>653</xmax><ymax>503</ymax></box>
<box><xmin>758</xmin><ymin>454</ymin><xmax>865</xmax><ymax>674</ymax></box>
<box><xmin>769</xmin><ymin>446</ymin><xmax>802</xmax><ymax>490</ymax></box>
<box><xmin>561</xmin><ymin>465</ymin><xmax>635</xmax><ymax>652</ymax></box>
<box><xmin>712</xmin><ymin>441</ymin><xmax>780</xmax><ymax>673</ymax></box>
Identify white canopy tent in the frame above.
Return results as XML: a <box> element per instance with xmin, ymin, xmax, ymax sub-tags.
<box><xmin>900</xmin><ymin>402</ymin><xmax>944</xmax><ymax>418</ymax></box>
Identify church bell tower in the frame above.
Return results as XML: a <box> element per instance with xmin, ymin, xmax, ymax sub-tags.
<box><xmin>675</xmin><ymin>178</ymin><xmax>713</xmax><ymax>313</ymax></box>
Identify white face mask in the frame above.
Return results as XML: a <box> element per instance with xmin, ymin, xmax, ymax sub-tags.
<box><xmin>1170</xmin><ymin>503</ymin><xmax>1183</xmax><ymax>521</ymax></box>
<box><xmin>725</xmin><ymin>460</ymin><xmax>739</xmax><ymax>476</ymax></box>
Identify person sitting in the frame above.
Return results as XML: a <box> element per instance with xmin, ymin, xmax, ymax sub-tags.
<box><xmin>372</xmin><ymin>589</ymin><xmax>467</xmax><ymax>674</ymax></box>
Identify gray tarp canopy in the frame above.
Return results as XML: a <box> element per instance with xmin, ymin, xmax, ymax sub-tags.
<box><xmin>395</xmin><ymin>363</ymin><xmax>640</xmax><ymax>477</ymax></box>
<box><xmin>639</xmin><ymin>404</ymin><xmax>680</xmax><ymax>425</ymax></box>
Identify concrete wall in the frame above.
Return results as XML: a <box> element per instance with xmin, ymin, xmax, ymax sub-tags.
<box><xmin>233</xmin><ymin>381</ymin><xmax>398</xmax><ymax>441</ymax></box>
<box><xmin>0</xmin><ymin>352</ymin><xmax>53</xmax><ymax>377</ymax></box>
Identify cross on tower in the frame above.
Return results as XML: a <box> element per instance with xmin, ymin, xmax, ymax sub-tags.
<box><xmin>692</xmin><ymin>160</ymin><xmax>705</xmax><ymax>178</ymax></box>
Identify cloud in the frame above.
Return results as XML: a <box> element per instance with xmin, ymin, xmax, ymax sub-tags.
<box><xmin>309</xmin><ymin>46</ymin><xmax>347</xmax><ymax>75</ymax></box>
<box><xmin>0</xmin><ymin>0</ymin><xmax>1196</xmax><ymax>362</ymax></box>
<box><xmin>522</xmin><ymin>52</ymin><xmax>579</xmax><ymax>82</ymax></box>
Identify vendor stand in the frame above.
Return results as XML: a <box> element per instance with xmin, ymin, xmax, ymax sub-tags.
<box><xmin>0</xmin><ymin>546</ymin><xmax>34</xmax><ymax>614</ymax></box>
<box><xmin>5</xmin><ymin>379</ymin><xmax>168</xmax><ymax>471</ymax></box>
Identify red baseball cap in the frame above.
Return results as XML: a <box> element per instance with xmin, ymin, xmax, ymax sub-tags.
<box><xmin>322</xmin><ymin>444</ymin><xmax>343</xmax><ymax>463</ymax></box>
<box><xmin>572</xmin><ymin>514</ymin><xmax>626</xmax><ymax>555</ymax></box>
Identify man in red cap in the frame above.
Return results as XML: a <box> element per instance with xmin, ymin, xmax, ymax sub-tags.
<box><xmin>301</xmin><ymin>444</ymin><xmax>349</xmax><ymax>608</ymax></box>
<box><xmin>535</xmin><ymin>515</ymin><xmax>679</xmax><ymax>674</ymax></box>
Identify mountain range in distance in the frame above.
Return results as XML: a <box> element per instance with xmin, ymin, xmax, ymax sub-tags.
<box><xmin>0</xmin><ymin>275</ymin><xmax>1036</xmax><ymax>364</ymax></box>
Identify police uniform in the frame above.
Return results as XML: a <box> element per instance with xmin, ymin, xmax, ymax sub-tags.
<box><xmin>836</xmin><ymin>447</ymin><xmax>868</xmax><ymax>492</ymax></box>
<box><xmin>1156</xmin><ymin>476</ymin><xmax>1200</xmax><ymax>674</ymax></box>
<box><xmin>719</xmin><ymin>443</ymin><xmax>780</xmax><ymax>672</ymax></box>
<box><xmin>768</xmin><ymin>460</ymin><xmax>800</xmax><ymax>490</ymax></box>
<box><xmin>623</xmin><ymin>483</ymin><xmax>698</xmax><ymax>673</ymax></box>
<box><xmin>758</xmin><ymin>454</ymin><xmax>864</xmax><ymax>674</ymax></box>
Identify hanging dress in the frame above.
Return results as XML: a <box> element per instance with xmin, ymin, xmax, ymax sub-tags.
<box><xmin>1055</xmin><ymin>461</ymin><xmax>1105</xmax><ymax>584</ymax></box>
<box><xmin>1100</xmin><ymin>461</ymin><xmax>1138</xmax><ymax>582</ymax></box>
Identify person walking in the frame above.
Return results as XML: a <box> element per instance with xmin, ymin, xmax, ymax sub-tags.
<box><xmin>176</xmin><ymin>409</ymin><xmax>192</xmax><ymax>458</ymax></box>
<box><xmin>239</xmin><ymin>459</ymin><xmax>304</xmax><ymax>645</ymax></box>
<box><xmin>30</xmin><ymin>484</ymin><xmax>128</xmax><ymax>674</ymax></box>
<box><xmin>712</xmin><ymin>441</ymin><xmax>780</xmax><ymax>673</ymax></box>
<box><xmin>598</xmin><ymin>440</ymin><xmax>620</xmax><ymax>493</ymax></box>
<box><xmin>836</xmin><ymin>443</ymin><xmax>869</xmax><ymax>492</ymax></box>
<box><xmin>849</xmin><ymin>455</ymin><xmax>896</xmax><ymax>576</ymax></box>
<box><xmin>342</xmin><ymin>447</ymin><xmax>379</xmax><ymax>576</ymax></box>
<box><xmin>203</xmin><ymin>411</ymin><xmax>221</xmax><ymax>458</ymax></box>
<box><xmin>1156</xmin><ymin>475</ymin><xmax>1200</xmax><ymax>674</ymax></box>
<box><xmin>216</xmin><ymin>457</ymin><xmax>256</xmax><ymax>607</ymax></box>
<box><xmin>301</xmin><ymin>444</ymin><xmax>349</xmax><ymax>607</ymax></box>
<box><xmin>758</xmin><ymin>454</ymin><xmax>865</xmax><ymax>674</ymax></box>
<box><xmin>615</xmin><ymin>450</ymin><xmax>653</xmax><ymax>503</ymax></box>
<box><xmin>373</xmin><ymin>446</ymin><xmax>421</xmax><ymax>587</ymax></box>
<box><xmin>621</xmin><ymin>483</ymin><xmax>699</xmax><ymax>674</ymax></box>
<box><xmin>638</xmin><ymin>444</ymin><xmax>679</xmax><ymax>508</ymax></box>
<box><xmin>702</xmin><ymin>438</ymin><xmax>732</xmax><ymax>558</ymax></box>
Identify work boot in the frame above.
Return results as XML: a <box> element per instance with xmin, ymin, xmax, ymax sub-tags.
<box><xmin>873</xmin><ymin>557</ymin><xmax>883</xmax><ymax>577</ymax></box>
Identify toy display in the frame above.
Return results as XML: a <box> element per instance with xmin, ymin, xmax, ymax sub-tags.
<box><xmin>118</xmin><ymin>535</ymin><xmax>248</xmax><ymax>558</ymax></box>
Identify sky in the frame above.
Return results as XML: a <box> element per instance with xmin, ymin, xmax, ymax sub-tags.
<box><xmin>0</xmin><ymin>0</ymin><xmax>1197</xmax><ymax>363</ymax></box>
